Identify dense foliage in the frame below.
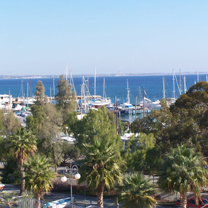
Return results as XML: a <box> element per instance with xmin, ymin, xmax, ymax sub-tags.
<box><xmin>1</xmin><ymin>79</ymin><xmax>208</xmax><ymax>208</ymax></box>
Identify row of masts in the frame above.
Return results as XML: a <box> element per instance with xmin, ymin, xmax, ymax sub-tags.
<box><xmin>20</xmin><ymin>78</ymin><xmax>56</xmax><ymax>99</ymax></box>
<box><xmin>20</xmin><ymin>66</ymin><xmax>207</xmax><ymax>106</ymax></box>
<box><xmin>162</xmin><ymin>69</ymin><xmax>188</xmax><ymax>101</ymax></box>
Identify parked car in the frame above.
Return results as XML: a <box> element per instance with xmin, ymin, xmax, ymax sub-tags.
<box><xmin>176</xmin><ymin>197</ymin><xmax>208</xmax><ymax>208</ymax></box>
<box><xmin>0</xmin><ymin>184</ymin><xmax>5</xmax><ymax>192</ymax></box>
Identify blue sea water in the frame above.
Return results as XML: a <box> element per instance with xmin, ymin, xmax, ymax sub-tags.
<box><xmin>0</xmin><ymin>74</ymin><xmax>206</xmax><ymax>105</ymax></box>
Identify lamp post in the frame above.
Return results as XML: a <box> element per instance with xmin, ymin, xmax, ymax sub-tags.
<box><xmin>61</xmin><ymin>162</ymin><xmax>81</xmax><ymax>208</ymax></box>
<box><xmin>65</xmin><ymin>126</ymin><xmax>68</xmax><ymax>136</ymax></box>
<box><xmin>116</xmin><ymin>197</ymin><xmax>119</xmax><ymax>208</ymax></box>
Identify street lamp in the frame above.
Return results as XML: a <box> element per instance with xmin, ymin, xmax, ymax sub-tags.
<box><xmin>61</xmin><ymin>163</ymin><xmax>81</xmax><ymax>208</ymax></box>
<box><xmin>65</xmin><ymin>126</ymin><xmax>69</xmax><ymax>136</ymax></box>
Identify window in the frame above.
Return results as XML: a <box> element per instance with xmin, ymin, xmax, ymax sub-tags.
<box><xmin>190</xmin><ymin>199</ymin><xmax>195</xmax><ymax>204</ymax></box>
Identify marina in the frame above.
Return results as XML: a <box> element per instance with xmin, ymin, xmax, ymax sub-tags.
<box><xmin>0</xmin><ymin>74</ymin><xmax>207</xmax><ymax>119</ymax></box>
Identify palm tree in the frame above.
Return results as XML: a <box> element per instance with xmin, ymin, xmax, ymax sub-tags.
<box><xmin>24</xmin><ymin>154</ymin><xmax>56</xmax><ymax>208</ymax></box>
<box><xmin>117</xmin><ymin>173</ymin><xmax>156</xmax><ymax>208</ymax></box>
<box><xmin>158</xmin><ymin>145</ymin><xmax>208</xmax><ymax>208</ymax></box>
<box><xmin>79</xmin><ymin>137</ymin><xmax>123</xmax><ymax>207</ymax></box>
<box><xmin>8</xmin><ymin>127</ymin><xmax>37</xmax><ymax>195</ymax></box>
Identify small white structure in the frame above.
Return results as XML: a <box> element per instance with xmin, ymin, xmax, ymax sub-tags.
<box><xmin>59</xmin><ymin>132</ymin><xmax>76</xmax><ymax>144</ymax></box>
<box><xmin>121</xmin><ymin>133</ymin><xmax>139</xmax><ymax>150</ymax></box>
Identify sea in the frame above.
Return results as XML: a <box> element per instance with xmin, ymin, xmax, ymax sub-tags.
<box><xmin>0</xmin><ymin>74</ymin><xmax>206</xmax><ymax>105</ymax></box>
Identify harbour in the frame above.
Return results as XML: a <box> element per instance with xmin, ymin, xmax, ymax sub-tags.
<box><xmin>0</xmin><ymin>73</ymin><xmax>206</xmax><ymax>121</ymax></box>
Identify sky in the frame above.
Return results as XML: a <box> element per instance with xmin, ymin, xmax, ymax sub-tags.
<box><xmin>1</xmin><ymin>0</ymin><xmax>208</xmax><ymax>75</ymax></box>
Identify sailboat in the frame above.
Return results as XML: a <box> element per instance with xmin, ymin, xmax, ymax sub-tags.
<box><xmin>88</xmin><ymin>68</ymin><xmax>111</xmax><ymax>108</ymax></box>
<box><xmin>118</xmin><ymin>79</ymin><xmax>134</xmax><ymax>114</ymax></box>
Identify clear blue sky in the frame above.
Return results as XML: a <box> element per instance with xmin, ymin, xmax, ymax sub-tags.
<box><xmin>1</xmin><ymin>0</ymin><xmax>208</xmax><ymax>75</ymax></box>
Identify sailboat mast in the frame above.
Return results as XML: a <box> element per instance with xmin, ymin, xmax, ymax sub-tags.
<box><xmin>21</xmin><ymin>80</ymin><xmax>23</xmax><ymax>99</ymax></box>
<box><xmin>69</xmin><ymin>70</ymin><xmax>72</xmax><ymax>85</ymax></box>
<box><xmin>179</xmin><ymin>69</ymin><xmax>182</xmax><ymax>95</ymax></box>
<box><xmin>163</xmin><ymin>77</ymin><xmax>166</xmax><ymax>99</ymax></box>
<box><xmin>30</xmin><ymin>79</ymin><xmax>32</xmax><ymax>98</ymax></box>
<box><xmin>65</xmin><ymin>65</ymin><xmax>68</xmax><ymax>80</ymax></box>
<box><xmin>172</xmin><ymin>69</ymin><xmax>176</xmax><ymax>101</ymax></box>
<box><xmin>197</xmin><ymin>70</ymin><xmax>199</xmax><ymax>83</ymax></box>
<box><xmin>26</xmin><ymin>82</ymin><xmax>29</xmax><ymax>107</ymax></box>
<box><xmin>143</xmin><ymin>88</ymin><xmax>145</xmax><ymax>118</ymax></box>
<box><xmin>138</xmin><ymin>86</ymin><xmax>141</xmax><ymax>106</ymax></box>
<box><xmin>127</xmin><ymin>79</ymin><xmax>130</xmax><ymax>103</ymax></box>
<box><xmin>135</xmin><ymin>96</ymin><xmax>137</xmax><ymax>120</ymax></box>
<box><xmin>94</xmin><ymin>67</ymin><xmax>96</xmax><ymax>97</ymax></box>
<box><xmin>50</xmin><ymin>88</ymin><xmax>52</xmax><ymax>103</ymax></box>
<box><xmin>103</xmin><ymin>78</ymin><xmax>105</xmax><ymax>98</ymax></box>
<box><xmin>184</xmin><ymin>76</ymin><xmax>187</xmax><ymax>93</ymax></box>
<box><xmin>53</xmin><ymin>78</ymin><xmax>55</xmax><ymax>97</ymax></box>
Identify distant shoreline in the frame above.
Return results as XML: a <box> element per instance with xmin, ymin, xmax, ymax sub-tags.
<box><xmin>0</xmin><ymin>72</ymin><xmax>207</xmax><ymax>80</ymax></box>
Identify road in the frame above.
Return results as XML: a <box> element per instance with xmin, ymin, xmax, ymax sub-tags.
<box><xmin>3</xmin><ymin>183</ymin><xmax>208</xmax><ymax>208</ymax></box>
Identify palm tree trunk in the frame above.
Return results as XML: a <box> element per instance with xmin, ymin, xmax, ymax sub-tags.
<box><xmin>19</xmin><ymin>157</ymin><xmax>25</xmax><ymax>196</ymax></box>
<box><xmin>194</xmin><ymin>193</ymin><xmax>199</xmax><ymax>205</ymax></box>
<box><xmin>20</xmin><ymin>167</ymin><xmax>25</xmax><ymax>196</ymax></box>
<box><xmin>180</xmin><ymin>192</ymin><xmax>187</xmax><ymax>208</ymax></box>
<box><xmin>36</xmin><ymin>193</ymin><xmax>41</xmax><ymax>208</ymax></box>
<box><xmin>96</xmin><ymin>183</ymin><xmax>104</xmax><ymax>207</ymax></box>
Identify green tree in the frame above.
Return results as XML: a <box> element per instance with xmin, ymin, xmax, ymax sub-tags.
<box><xmin>2</xmin><ymin>157</ymin><xmax>20</xmax><ymax>184</ymax></box>
<box><xmin>34</xmin><ymin>81</ymin><xmax>45</xmax><ymax>106</ymax></box>
<box><xmin>65</xmin><ymin>111</ymin><xmax>79</xmax><ymax>135</ymax></box>
<box><xmin>24</xmin><ymin>154</ymin><xmax>56</xmax><ymax>208</ymax></box>
<box><xmin>121</xmin><ymin>133</ymin><xmax>156</xmax><ymax>172</ymax></box>
<box><xmin>0</xmin><ymin>110</ymin><xmax>6</xmax><ymax>135</ymax></box>
<box><xmin>130</xmin><ymin>99</ymin><xmax>174</xmax><ymax>151</ymax></box>
<box><xmin>145</xmin><ymin>146</ymin><xmax>162</xmax><ymax>183</ymax></box>
<box><xmin>117</xmin><ymin>173</ymin><xmax>156</xmax><ymax>208</ymax></box>
<box><xmin>55</xmin><ymin>75</ymin><xmax>77</xmax><ymax>124</ymax></box>
<box><xmin>8</xmin><ymin>128</ymin><xmax>37</xmax><ymax>195</ymax></box>
<box><xmin>158</xmin><ymin>145</ymin><xmax>208</xmax><ymax>208</ymax></box>
<box><xmin>4</xmin><ymin>112</ymin><xmax>21</xmax><ymax>136</ymax></box>
<box><xmin>27</xmin><ymin>102</ymin><xmax>63</xmax><ymax>172</ymax></box>
<box><xmin>61</xmin><ymin>141</ymin><xmax>80</xmax><ymax>164</ymax></box>
<box><xmin>52</xmin><ymin>139</ymin><xmax>64</xmax><ymax>173</ymax></box>
<box><xmin>79</xmin><ymin>137</ymin><xmax>123</xmax><ymax>207</ymax></box>
<box><xmin>26</xmin><ymin>104</ymin><xmax>45</xmax><ymax>135</ymax></box>
<box><xmin>172</xmin><ymin>81</ymin><xmax>208</xmax><ymax>156</ymax></box>
<box><xmin>74</xmin><ymin>107</ymin><xmax>117</xmax><ymax>152</ymax></box>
